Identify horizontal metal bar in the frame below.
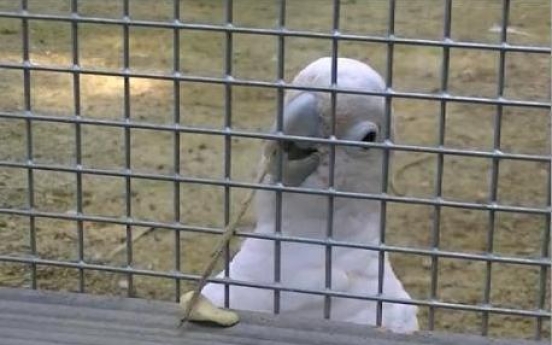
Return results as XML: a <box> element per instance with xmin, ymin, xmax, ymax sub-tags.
<box><xmin>0</xmin><ymin>160</ymin><xmax>549</xmax><ymax>214</ymax></box>
<box><xmin>2</xmin><ymin>4</ymin><xmax>549</xmax><ymax>337</ymax></box>
<box><xmin>0</xmin><ymin>11</ymin><xmax>549</xmax><ymax>54</ymax></box>
<box><xmin>0</xmin><ymin>254</ymin><xmax>549</xmax><ymax>319</ymax></box>
<box><xmin>0</xmin><ymin>63</ymin><xmax>550</xmax><ymax>109</ymax></box>
<box><xmin>0</xmin><ymin>111</ymin><xmax>549</xmax><ymax>163</ymax></box>
<box><xmin>237</xmin><ymin>231</ymin><xmax>551</xmax><ymax>267</ymax></box>
<box><xmin>0</xmin><ymin>207</ymin><xmax>548</xmax><ymax>267</ymax></box>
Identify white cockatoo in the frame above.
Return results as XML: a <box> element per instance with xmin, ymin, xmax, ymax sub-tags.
<box><xmin>202</xmin><ymin>57</ymin><xmax>419</xmax><ymax>333</ymax></box>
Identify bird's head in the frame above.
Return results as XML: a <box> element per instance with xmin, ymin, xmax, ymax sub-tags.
<box><xmin>264</xmin><ymin>57</ymin><xmax>388</xmax><ymax>194</ymax></box>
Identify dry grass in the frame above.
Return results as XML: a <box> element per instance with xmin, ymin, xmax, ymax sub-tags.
<box><xmin>0</xmin><ymin>0</ymin><xmax>550</xmax><ymax>340</ymax></box>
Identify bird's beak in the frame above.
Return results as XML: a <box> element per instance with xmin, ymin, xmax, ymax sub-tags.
<box><xmin>281</xmin><ymin>92</ymin><xmax>321</xmax><ymax>148</ymax></box>
<box><xmin>265</xmin><ymin>92</ymin><xmax>322</xmax><ymax>186</ymax></box>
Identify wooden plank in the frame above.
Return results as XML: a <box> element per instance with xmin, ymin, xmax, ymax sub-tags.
<box><xmin>0</xmin><ymin>287</ymin><xmax>545</xmax><ymax>345</ymax></box>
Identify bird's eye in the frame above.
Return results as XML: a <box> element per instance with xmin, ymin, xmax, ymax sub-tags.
<box><xmin>361</xmin><ymin>130</ymin><xmax>377</xmax><ymax>143</ymax></box>
<box><xmin>359</xmin><ymin>130</ymin><xmax>377</xmax><ymax>151</ymax></box>
<box><xmin>343</xmin><ymin>121</ymin><xmax>378</xmax><ymax>154</ymax></box>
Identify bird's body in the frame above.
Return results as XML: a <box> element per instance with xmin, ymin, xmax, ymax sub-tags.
<box><xmin>202</xmin><ymin>57</ymin><xmax>418</xmax><ymax>333</ymax></box>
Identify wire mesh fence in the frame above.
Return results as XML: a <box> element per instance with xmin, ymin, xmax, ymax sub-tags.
<box><xmin>0</xmin><ymin>0</ymin><xmax>549</xmax><ymax>341</ymax></box>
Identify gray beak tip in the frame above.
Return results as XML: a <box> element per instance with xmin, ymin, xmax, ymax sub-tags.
<box><xmin>282</xmin><ymin>92</ymin><xmax>320</xmax><ymax>147</ymax></box>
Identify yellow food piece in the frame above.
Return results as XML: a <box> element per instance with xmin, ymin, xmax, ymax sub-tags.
<box><xmin>179</xmin><ymin>292</ymin><xmax>240</xmax><ymax>327</ymax></box>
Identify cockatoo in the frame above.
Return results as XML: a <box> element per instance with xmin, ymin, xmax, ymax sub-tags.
<box><xmin>202</xmin><ymin>57</ymin><xmax>419</xmax><ymax>333</ymax></box>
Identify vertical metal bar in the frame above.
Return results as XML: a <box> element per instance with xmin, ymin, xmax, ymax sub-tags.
<box><xmin>273</xmin><ymin>0</ymin><xmax>286</xmax><ymax>315</ymax></box>
<box><xmin>535</xmin><ymin>6</ymin><xmax>551</xmax><ymax>341</ymax></box>
<box><xmin>172</xmin><ymin>0</ymin><xmax>182</xmax><ymax>303</ymax></box>
<box><xmin>428</xmin><ymin>0</ymin><xmax>452</xmax><ymax>330</ymax></box>
<box><xmin>376</xmin><ymin>0</ymin><xmax>395</xmax><ymax>327</ymax></box>
<box><xmin>70</xmin><ymin>0</ymin><xmax>85</xmax><ymax>293</ymax></box>
<box><xmin>222</xmin><ymin>0</ymin><xmax>233</xmax><ymax>309</ymax></box>
<box><xmin>535</xmin><ymin>159</ymin><xmax>550</xmax><ymax>340</ymax></box>
<box><xmin>481</xmin><ymin>0</ymin><xmax>509</xmax><ymax>336</ymax></box>
<box><xmin>324</xmin><ymin>0</ymin><xmax>340</xmax><ymax>321</ymax></box>
<box><xmin>21</xmin><ymin>0</ymin><xmax>36</xmax><ymax>290</ymax></box>
<box><xmin>122</xmin><ymin>0</ymin><xmax>133</xmax><ymax>297</ymax></box>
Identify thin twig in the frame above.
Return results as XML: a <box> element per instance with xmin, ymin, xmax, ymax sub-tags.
<box><xmin>179</xmin><ymin>156</ymin><xmax>270</xmax><ymax>325</ymax></box>
<box><xmin>106</xmin><ymin>226</ymin><xmax>156</xmax><ymax>260</ymax></box>
<box><xmin>390</xmin><ymin>155</ymin><xmax>435</xmax><ymax>196</ymax></box>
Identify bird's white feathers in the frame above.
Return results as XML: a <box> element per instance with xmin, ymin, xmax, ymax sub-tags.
<box><xmin>202</xmin><ymin>57</ymin><xmax>419</xmax><ymax>333</ymax></box>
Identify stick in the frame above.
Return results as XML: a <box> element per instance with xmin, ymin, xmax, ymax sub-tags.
<box><xmin>179</xmin><ymin>156</ymin><xmax>270</xmax><ymax>325</ymax></box>
<box><xmin>389</xmin><ymin>155</ymin><xmax>434</xmax><ymax>196</ymax></box>
<box><xmin>106</xmin><ymin>226</ymin><xmax>156</xmax><ymax>260</ymax></box>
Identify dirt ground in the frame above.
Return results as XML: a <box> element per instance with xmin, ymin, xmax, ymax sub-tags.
<box><xmin>0</xmin><ymin>0</ymin><xmax>550</xmax><ymax>340</ymax></box>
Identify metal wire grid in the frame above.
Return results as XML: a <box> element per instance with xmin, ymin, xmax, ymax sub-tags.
<box><xmin>0</xmin><ymin>0</ymin><xmax>550</xmax><ymax>340</ymax></box>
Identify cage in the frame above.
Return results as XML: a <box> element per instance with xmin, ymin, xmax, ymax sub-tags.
<box><xmin>0</xmin><ymin>0</ymin><xmax>549</xmax><ymax>341</ymax></box>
